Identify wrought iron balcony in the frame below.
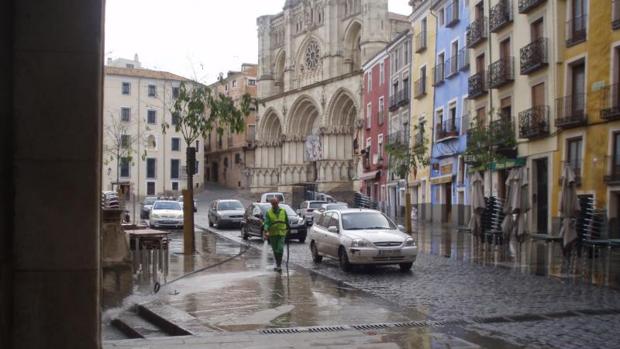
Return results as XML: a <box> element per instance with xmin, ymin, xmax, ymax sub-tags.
<box><xmin>566</xmin><ymin>15</ymin><xmax>587</xmax><ymax>47</ymax></box>
<box><xmin>518</xmin><ymin>105</ymin><xmax>549</xmax><ymax>139</ymax></box>
<box><xmin>445</xmin><ymin>55</ymin><xmax>459</xmax><ymax>78</ymax></box>
<box><xmin>400</xmin><ymin>87</ymin><xmax>410</xmax><ymax>106</ymax></box>
<box><xmin>413</xmin><ymin>132</ymin><xmax>425</xmax><ymax>150</ymax></box>
<box><xmin>518</xmin><ymin>0</ymin><xmax>546</xmax><ymax>14</ymax></box>
<box><xmin>436</xmin><ymin>118</ymin><xmax>459</xmax><ymax>142</ymax></box>
<box><xmin>488</xmin><ymin>57</ymin><xmax>514</xmax><ymax>89</ymax></box>
<box><xmin>555</xmin><ymin>94</ymin><xmax>587</xmax><ymax>129</ymax></box>
<box><xmin>604</xmin><ymin>155</ymin><xmax>620</xmax><ymax>184</ymax></box>
<box><xmin>433</xmin><ymin>63</ymin><xmax>445</xmax><ymax>86</ymax></box>
<box><xmin>389</xmin><ymin>94</ymin><xmax>399</xmax><ymax>111</ymax></box>
<box><xmin>468</xmin><ymin>71</ymin><xmax>487</xmax><ymax>98</ymax></box>
<box><xmin>445</xmin><ymin>0</ymin><xmax>460</xmax><ymax>27</ymax></box>
<box><xmin>601</xmin><ymin>84</ymin><xmax>620</xmax><ymax>121</ymax></box>
<box><xmin>520</xmin><ymin>38</ymin><xmax>548</xmax><ymax>75</ymax></box>
<box><xmin>414</xmin><ymin>76</ymin><xmax>427</xmax><ymax>99</ymax></box>
<box><xmin>458</xmin><ymin>48</ymin><xmax>469</xmax><ymax>71</ymax></box>
<box><xmin>390</xmin><ymin>89</ymin><xmax>410</xmax><ymax>111</ymax></box>
<box><xmin>415</xmin><ymin>31</ymin><xmax>427</xmax><ymax>52</ymax></box>
<box><xmin>388</xmin><ymin>129</ymin><xmax>411</xmax><ymax>147</ymax></box>
<box><xmin>490</xmin><ymin>0</ymin><xmax>513</xmax><ymax>33</ymax></box>
<box><xmin>614</xmin><ymin>1</ymin><xmax>620</xmax><ymax>30</ymax></box>
<box><xmin>467</xmin><ymin>17</ymin><xmax>488</xmax><ymax>48</ymax></box>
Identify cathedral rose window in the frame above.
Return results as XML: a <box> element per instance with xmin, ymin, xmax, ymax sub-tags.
<box><xmin>305</xmin><ymin>40</ymin><xmax>320</xmax><ymax>70</ymax></box>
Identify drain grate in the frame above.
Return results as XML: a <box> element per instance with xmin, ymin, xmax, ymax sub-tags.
<box><xmin>262</xmin><ymin>328</ymin><xmax>302</xmax><ymax>334</ymax></box>
<box><xmin>308</xmin><ymin>326</ymin><xmax>346</xmax><ymax>333</ymax></box>
<box><xmin>352</xmin><ymin>323</ymin><xmax>390</xmax><ymax>330</ymax></box>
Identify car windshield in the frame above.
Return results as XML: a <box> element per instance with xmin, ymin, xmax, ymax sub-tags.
<box><xmin>309</xmin><ymin>201</ymin><xmax>326</xmax><ymax>208</ymax></box>
<box><xmin>266</xmin><ymin>194</ymin><xmax>284</xmax><ymax>202</ymax></box>
<box><xmin>218</xmin><ymin>201</ymin><xmax>244</xmax><ymax>210</ymax></box>
<box><xmin>326</xmin><ymin>204</ymin><xmax>347</xmax><ymax>210</ymax></box>
<box><xmin>341</xmin><ymin>212</ymin><xmax>395</xmax><ymax>230</ymax></box>
<box><xmin>143</xmin><ymin>197</ymin><xmax>157</xmax><ymax>205</ymax></box>
<box><xmin>152</xmin><ymin>201</ymin><xmax>182</xmax><ymax>211</ymax></box>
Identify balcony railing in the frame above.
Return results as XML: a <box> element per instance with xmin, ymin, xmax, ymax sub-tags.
<box><xmin>415</xmin><ymin>31</ymin><xmax>427</xmax><ymax>52</ymax></box>
<box><xmin>436</xmin><ymin>118</ymin><xmax>460</xmax><ymax>142</ymax></box>
<box><xmin>389</xmin><ymin>89</ymin><xmax>410</xmax><ymax>111</ymax></box>
<box><xmin>518</xmin><ymin>0</ymin><xmax>546</xmax><ymax>14</ymax></box>
<box><xmin>604</xmin><ymin>155</ymin><xmax>620</xmax><ymax>184</ymax></box>
<box><xmin>468</xmin><ymin>71</ymin><xmax>487</xmax><ymax>98</ymax></box>
<box><xmin>458</xmin><ymin>48</ymin><xmax>469</xmax><ymax>71</ymax></box>
<box><xmin>414</xmin><ymin>76</ymin><xmax>427</xmax><ymax>99</ymax></box>
<box><xmin>467</xmin><ymin>17</ymin><xmax>488</xmax><ymax>48</ymax></box>
<box><xmin>445</xmin><ymin>55</ymin><xmax>459</xmax><ymax>78</ymax></box>
<box><xmin>520</xmin><ymin>38</ymin><xmax>548</xmax><ymax>75</ymax></box>
<box><xmin>490</xmin><ymin>117</ymin><xmax>517</xmax><ymax>157</ymax></box>
<box><xmin>388</xmin><ymin>129</ymin><xmax>411</xmax><ymax>146</ymax></box>
<box><xmin>488</xmin><ymin>57</ymin><xmax>514</xmax><ymax>89</ymax></box>
<box><xmin>601</xmin><ymin>84</ymin><xmax>620</xmax><ymax>121</ymax></box>
<box><xmin>566</xmin><ymin>15</ymin><xmax>587</xmax><ymax>47</ymax></box>
<box><xmin>518</xmin><ymin>105</ymin><xmax>549</xmax><ymax>139</ymax></box>
<box><xmin>555</xmin><ymin>94</ymin><xmax>587</xmax><ymax>129</ymax></box>
<box><xmin>433</xmin><ymin>64</ymin><xmax>445</xmax><ymax>86</ymax></box>
<box><xmin>490</xmin><ymin>0</ymin><xmax>513</xmax><ymax>33</ymax></box>
<box><xmin>413</xmin><ymin>132</ymin><xmax>425</xmax><ymax>149</ymax></box>
<box><xmin>445</xmin><ymin>0</ymin><xmax>460</xmax><ymax>27</ymax></box>
<box><xmin>614</xmin><ymin>1</ymin><xmax>620</xmax><ymax>30</ymax></box>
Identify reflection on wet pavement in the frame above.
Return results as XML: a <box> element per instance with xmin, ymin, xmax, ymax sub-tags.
<box><xmin>152</xmin><ymin>232</ymin><xmax>416</xmax><ymax>331</ymax></box>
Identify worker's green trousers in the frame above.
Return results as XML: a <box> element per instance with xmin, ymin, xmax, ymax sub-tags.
<box><xmin>269</xmin><ymin>235</ymin><xmax>285</xmax><ymax>267</ymax></box>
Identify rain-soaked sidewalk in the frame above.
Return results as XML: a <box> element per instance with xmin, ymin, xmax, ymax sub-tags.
<box><xmin>104</xmin><ymin>229</ymin><xmax>523</xmax><ymax>349</ymax></box>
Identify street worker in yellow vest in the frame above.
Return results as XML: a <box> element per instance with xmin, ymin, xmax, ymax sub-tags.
<box><xmin>263</xmin><ymin>197</ymin><xmax>289</xmax><ymax>272</ymax></box>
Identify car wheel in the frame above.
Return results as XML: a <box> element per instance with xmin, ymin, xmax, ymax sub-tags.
<box><xmin>310</xmin><ymin>241</ymin><xmax>322</xmax><ymax>263</ymax></box>
<box><xmin>399</xmin><ymin>262</ymin><xmax>413</xmax><ymax>272</ymax></box>
<box><xmin>208</xmin><ymin>217</ymin><xmax>213</xmax><ymax>227</ymax></box>
<box><xmin>339</xmin><ymin>247</ymin><xmax>351</xmax><ymax>272</ymax></box>
<box><xmin>298</xmin><ymin>237</ymin><xmax>306</xmax><ymax>243</ymax></box>
<box><xmin>241</xmin><ymin>226</ymin><xmax>249</xmax><ymax>240</ymax></box>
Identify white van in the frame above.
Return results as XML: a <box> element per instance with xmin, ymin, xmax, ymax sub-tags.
<box><xmin>260</xmin><ymin>192</ymin><xmax>285</xmax><ymax>203</ymax></box>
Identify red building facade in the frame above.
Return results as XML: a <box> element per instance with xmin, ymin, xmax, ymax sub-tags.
<box><xmin>360</xmin><ymin>49</ymin><xmax>390</xmax><ymax>205</ymax></box>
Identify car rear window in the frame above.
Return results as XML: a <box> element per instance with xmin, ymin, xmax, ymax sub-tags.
<box><xmin>153</xmin><ymin>201</ymin><xmax>182</xmax><ymax>210</ymax></box>
<box><xmin>309</xmin><ymin>201</ymin><xmax>326</xmax><ymax>208</ymax></box>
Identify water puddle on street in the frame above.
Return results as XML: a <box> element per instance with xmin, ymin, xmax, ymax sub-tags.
<box><xmin>150</xmin><ymin>231</ymin><xmax>418</xmax><ymax>331</ymax></box>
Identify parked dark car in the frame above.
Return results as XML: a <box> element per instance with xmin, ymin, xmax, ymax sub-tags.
<box><xmin>241</xmin><ymin>203</ymin><xmax>307</xmax><ymax>242</ymax></box>
<box><xmin>140</xmin><ymin>196</ymin><xmax>158</xmax><ymax>219</ymax></box>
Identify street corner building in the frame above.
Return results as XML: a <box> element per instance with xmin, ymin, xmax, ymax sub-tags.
<box><xmin>102</xmin><ymin>56</ymin><xmax>205</xmax><ymax>200</ymax></box>
<box><xmin>251</xmin><ymin>0</ymin><xmax>410</xmax><ymax>201</ymax></box>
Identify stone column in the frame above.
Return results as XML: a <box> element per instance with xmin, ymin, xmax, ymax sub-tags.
<box><xmin>1</xmin><ymin>1</ymin><xmax>104</xmax><ymax>348</ymax></box>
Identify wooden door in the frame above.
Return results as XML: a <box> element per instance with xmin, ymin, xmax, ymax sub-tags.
<box><xmin>531</xmin><ymin>19</ymin><xmax>544</xmax><ymax>41</ymax></box>
<box><xmin>500</xmin><ymin>39</ymin><xmax>510</xmax><ymax>61</ymax></box>
<box><xmin>476</xmin><ymin>53</ymin><xmax>485</xmax><ymax>73</ymax></box>
<box><xmin>572</xmin><ymin>63</ymin><xmax>586</xmax><ymax>114</ymax></box>
<box><xmin>532</xmin><ymin>83</ymin><xmax>545</xmax><ymax>107</ymax></box>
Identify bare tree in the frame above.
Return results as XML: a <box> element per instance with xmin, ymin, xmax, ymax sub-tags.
<box><xmin>103</xmin><ymin>116</ymin><xmax>146</xmax><ymax>187</ymax></box>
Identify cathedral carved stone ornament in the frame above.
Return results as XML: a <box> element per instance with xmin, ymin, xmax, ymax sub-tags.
<box><xmin>305</xmin><ymin>40</ymin><xmax>321</xmax><ymax>71</ymax></box>
<box><xmin>257</xmin><ymin>139</ymin><xmax>283</xmax><ymax>147</ymax></box>
<box><xmin>321</xmin><ymin>125</ymin><xmax>353</xmax><ymax>135</ymax></box>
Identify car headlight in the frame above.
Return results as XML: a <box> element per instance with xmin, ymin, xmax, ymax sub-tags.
<box><xmin>404</xmin><ymin>238</ymin><xmax>416</xmax><ymax>247</ymax></box>
<box><xmin>297</xmin><ymin>217</ymin><xmax>305</xmax><ymax>225</ymax></box>
<box><xmin>151</xmin><ymin>213</ymin><xmax>160</xmax><ymax>219</ymax></box>
<box><xmin>351</xmin><ymin>239</ymin><xmax>372</xmax><ymax>247</ymax></box>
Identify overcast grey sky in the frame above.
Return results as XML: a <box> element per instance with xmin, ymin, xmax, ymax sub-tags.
<box><xmin>105</xmin><ymin>0</ymin><xmax>411</xmax><ymax>84</ymax></box>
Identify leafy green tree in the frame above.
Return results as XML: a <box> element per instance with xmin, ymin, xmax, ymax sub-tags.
<box><xmin>384</xmin><ymin>124</ymin><xmax>431</xmax><ymax>234</ymax></box>
<box><xmin>464</xmin><ymin>109</ymin><xmax>517</xmax><ymax>169</ymax></box>
<box><xmin>162</xmin><ymin>82</ymin><xmax>258</xmax><ymax>254</ymax></box>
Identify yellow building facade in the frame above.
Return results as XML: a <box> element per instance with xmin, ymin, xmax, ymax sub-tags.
<box><xmin>409</xmin><ymin>0</ymin><xmax>437</xmax><ymax>222</ymax></box>
<box><xmin>552</xmin><ymin>0</ymin><xmax>620</xmax><ymax>229</ymax></box>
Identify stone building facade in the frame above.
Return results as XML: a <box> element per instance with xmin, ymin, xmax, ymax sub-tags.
<box><xmin>252</xmin><ymin>0</ymin><xmax>410</xmax><ymax>197</ymax></box>
<box><xmin>103</xmin><ymin>57</ymin><xmax>204</xmax><ymax>200</ymax></box>
<box><xmin>204</xmin><ymin>64</ymin><xmax>258</xmax><ymax>189</ymax></box>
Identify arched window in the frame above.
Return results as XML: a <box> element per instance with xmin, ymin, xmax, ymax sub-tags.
<box><xmin>147</xmin><ymin>135</ymin><xmax>157</xmax><ymax>150</ymax></box>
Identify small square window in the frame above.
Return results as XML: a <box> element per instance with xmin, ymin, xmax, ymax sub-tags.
<box><xmin>248</xmin><ymin>79</ymin><xmax>256</xmax><ymax>86</ymax></box>
<box><xmin>148</xmin><ymin>84</ymin><xmax>156</xmax><ymax>97</ymax></box>
<box><xmin>235</xmin><ymin>153</ymin><xmax>242</xmax><ymax>164</ymax></box>
<box><xmin>120</xmin><ymin>157</ymin><xmax>130</xmax><ymax>178</ymax></box>
<box><xmin>147</xmin><ymin>182</ymin><xmax>155</xmax><ymax>196</ymax></box>
<box><xmin>147</xmin><ymin>110</ymin><xmax>156</xmax><ymax>124</ymax></box>
<box><xmin>172</xmin><ymin>113</ymin><xmax>180</xmax><ymax>126</ymax></box>
<box><xmin>171</xmin><ymin>182</ymin><xmax>179</xmax><ymax>191</ymax></box>
<box><xmin>121</xmin><ymin>135</ymin><xmax>130</xmax><ymax>148</ymax></box>
<box><xmin>172</xmin><ymin>87</ymin><xmax>180</xmax><ymax>98</ymax></box>
<box><xmin>232</xmin><ymin>80</ymin><xmax>237</xmax><ymax>88</ymax></box>
<box><xmin>122</xmin><ymin>82</ymin><xmax>131</xmax><ymax>95</ymax></box>
<box><xmin>121</xmin><ymin>107</ymin><xmax>131</xmax><ymax>122</ymax></box>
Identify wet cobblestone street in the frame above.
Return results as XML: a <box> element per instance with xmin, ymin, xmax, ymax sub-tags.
<box><xmin>193</xmin><ymin>184</ymin><xmax>620</xmax><ymax>349</ymax></box>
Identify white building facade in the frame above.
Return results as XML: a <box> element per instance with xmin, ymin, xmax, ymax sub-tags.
<box><xmin>102</xmin><ymin>57</ymin><xmax>204</xmax><ymax>201</ymax></box>
<box><xmin>252</xmin><ymin>0</ymin><xmax>410</xmax><ymax>197</ymax></box>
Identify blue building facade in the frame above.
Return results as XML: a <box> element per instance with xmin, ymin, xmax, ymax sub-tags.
<box><xmin>429</xmin><ymin>0</ymin><xmax>470</xmax><ymax>225</ymax></box>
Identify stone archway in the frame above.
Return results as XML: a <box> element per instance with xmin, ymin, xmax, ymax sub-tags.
<box><xmin>281</xmin><ymin>95</ymin><xmax>322</xmax><ymax>184</ymax></box>
<box><xmin>343</xmin><ymin>20</ymin><xmax>362</xmax><ymax>72</ymax></box>
<box><xmin>253</xmin><ymin>108</ymin><xmax>283</xmax><ymax>189</ymax></box>
<box><xmin>319</xmin><ymin>88</ymin><xmax>358</xmax><ymax>187</ymax></box>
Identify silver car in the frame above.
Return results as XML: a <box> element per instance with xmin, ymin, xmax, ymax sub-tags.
<box><xmin>308</xmin><ymin>209</ymin><xmax>417</xmax><ymax>272</ymax></box>
<box><xmin>149</xmin><ymin>200</ymin><xmax>184</xmax><ymax>229</ymax></box>
<box><xmin>208</xmin><ymin>199</ymin><xmax>245</xmax><ymax>228</ymax></box>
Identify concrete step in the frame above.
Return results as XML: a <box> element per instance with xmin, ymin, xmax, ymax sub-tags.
<box><xmin>111</xmin><ymin>311</ymin><xmax>169</xmax><ymax>339</ymax></box>
<box><xmin>137</xmin><ymin>301</ymin><xmax>216</xmax><ymax>335</ymax></box>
